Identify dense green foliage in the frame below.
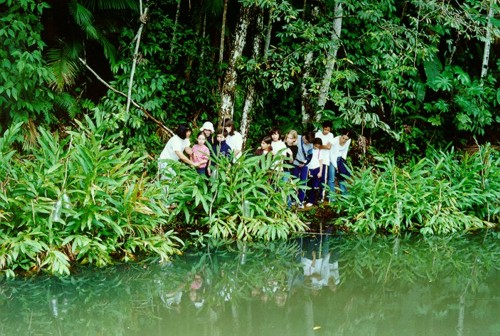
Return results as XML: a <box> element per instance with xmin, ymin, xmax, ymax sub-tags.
<box><xmin>165</xmin><ymin>153</ymin><xmax>307</xmax><ymax>241</ymax></box>
<box><xmin>2</xmin><ymin>0</ymin><xmax>498</xmax><ymax>150</ymax></box>
<box><xmin>336</xmin><ymin>145</ymin><xmax>500</xmax><ymax>234</ymax></box>
<box><xmin>0</xmin><ymin>116</ymin><xmax>308</xmax><ymax>276</ymax></box>
<box><xmin>0</xmin><ymin>114</ymin><xmax>181</xmax><ymax>277</ymax></box>
<box><xmin>1</xmin><ymin>0</ymin><xmax>499</xmax><ymax>277</ymax></box>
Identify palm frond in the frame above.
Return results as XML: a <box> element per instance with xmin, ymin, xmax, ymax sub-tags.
<box><xmin>53</xmin><ymin>92</ymin><xmax>81</xmax><ymax>119</ymax></box>
<box><xmin>69</xmin><ymin>1</ymin><xmax>99</xmax><ymax>40</ymax></box>
<box><xmin>46</xmin><ymin>42</ymin><xmax>82</xmax><ymax>92</ymax></box>
<box><xmin>82</xmin><ymin>0</ymin><xmax>140</xmax><ymax>11</ymax></box>
<box><xmin>94</xmin><ymin>30</ymin><xmax>117</xmax><ymax>65</ymax></box>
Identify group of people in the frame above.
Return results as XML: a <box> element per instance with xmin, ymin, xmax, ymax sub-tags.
<box><xmin>157</xmin><ymin>119</ymin><xmax>241</xmax><ymax>179</ymax></box>
<box><xmin>252</xmin><ymin>121</ymin><xmax>352</xmax><ymax>208</ymax></box>
<box><xmin>158</xmin><ymin>119</ymin><xmax>352</xmax><ymax>208</ymax></box>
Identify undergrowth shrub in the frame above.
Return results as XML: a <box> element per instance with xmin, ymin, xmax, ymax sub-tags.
<box><xmin>336</xmin><ymin>145</ymin><xmax>499</xmax><ymax>235</ymax></box>
<box><xmin>0</xmin><ymin>114</ymin><xmax>181</xmax><ymax>278</ymax></box>
<box><xmin>163</xmin><ymin>152</ymin><xmax>307</xmax><ymax>241</ymax></box>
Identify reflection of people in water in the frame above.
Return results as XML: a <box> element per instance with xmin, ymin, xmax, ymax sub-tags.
<box><xmin>189</xmin><ymin>272</ymin><xmax>205</xmax><ymax>309</ymax></box>
<box><xmin>300</xmin><ymin>232</ymin><xmax>340</xmax><ymax>292</ymax></box>
<box><xmin>160</xmin><ymin>284</ymin><xmax>184</xmax><ymax>310</ymax></box>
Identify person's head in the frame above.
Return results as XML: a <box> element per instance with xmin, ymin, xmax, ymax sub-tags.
<box><xmin>200</xmin><ymin>121</ymin><xmax>215</xmax><ymax>137</ymax></box>
<box><xmin>196</xmin><ymin>132</ymin><xmax>206</xmax><ymax>145</ymax></box>
<box><xmin>175</xmin><ymin>125</ymin><xmax>192</xmax><ymax>140</ymax></box>
<box><xmin>285</xmin><ymin>130</ymin><xmax>298</xmax><ymax>146</ymax></box>
<box><xmin>261</xmin><ymin>136</ymin><xmax>272</xmax><ymax>151</ymax></box>
<box><xmin>313</xmin><ymin>137</ymin><xmax>323</xmax><ymax>149</ymax></box>
<box><xmin>339</xmin><ymin>129</ymin><xmax>352</xmax><ymax>145</ymax></box>
<box><xmin>321</xmin><ymin>121</ymin><xmax>332</xmax><ymax>135</ymax></box>
<box><xmin>269</xmin><ymin>128</ymin><xmax>282</xmax><ymax>142</ymax></box>
<box><xmin>303</xmin><ymin>131</ymin><xmax>315</xmax><ymax>144</ymax></box>
<box><xmin>216</xmin><ymin>128</ymin><xmax>227</xmax><ymax>143</ymax></box>
<box><xmin>224</xmin><ymin>120</ymin><xmax>236</xmax><ymax>136</ymax></box>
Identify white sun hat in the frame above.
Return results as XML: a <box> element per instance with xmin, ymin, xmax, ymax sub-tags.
<box><xmin>200</xmin><ymin>121</ymin><xmax>215</xmax><ymax>132</ymax></box>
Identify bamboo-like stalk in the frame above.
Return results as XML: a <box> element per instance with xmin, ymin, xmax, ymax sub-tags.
<box><xmin>126</xmin><ymin>5</ymin><xmax>149</xmax><ymax>115</ymax></box>
<box><xmin>315</xmin><ymin>2</ymin><xmax>343</xmax><ymax>122</ymax></box>
<box><xmin>480</xmin><ymin>0</ymin><xmax>494</xmax><ymax>79</ymax></box>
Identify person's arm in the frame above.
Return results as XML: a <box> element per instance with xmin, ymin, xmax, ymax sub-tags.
<box><xmin>341</xmin><ymin>139</ymin><xmax>352</xmax><ymax>160</ymax></box>
<box><xmin>318</xmin><ymin>159</ymin><xmax>323</xmax><ymax>177</ymax></box>
<box><xmin>321</xmin><ymin>143</ymin><xmax>332</xmax><ymax>150</ymax></box>
<box><xmin>175</xmin><ymin>150</ymin><xmax>199</xmax><ymax>167</ymax></box>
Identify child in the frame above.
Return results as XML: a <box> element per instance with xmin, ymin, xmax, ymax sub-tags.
<box><xmin>210</xmin><ymin>128</ymin><xmax>231</xmax><ymax>178</ymax></box>
<box><xmin>315</xmin><ymin>121</ymin><xmax>335</xmax><ymax>202</ymax></box>
<box><xmin>213</xmin><ymin>128</ymin><xmax>231</xmax><ymax>157</ymax></box>
<box><xmin>269</xmin><ymin>128</ymin><xmax>287</xmax><ymax>156</ymax></box>
<box><xmin>224</xmin><ymin>119</ymin><xmax>243</xmax><ymax>160</ymax></box>
<box><xmin>255</xmin><ymin>136</ymin><xmax>273</xmax><ymax>156</ymax></box>
<box><xmin>329</xmin><ymin>129</ymin><xmax>352</xmax><ymax>198</ymax></box>
<box><xmin>192</xmin><ymin>132</ymin><xmax>210</xmax><ymax>175</ymax></box>
<box><xmin>292</xmin><ymin>132</ymin><xmax>315</xmax><ymax>209</ymax></box>
<box><xmin>306</xmin><ymin>138</ymin><xmax>325</xmax><ymax>207</ymax></box>
<box><xmin>283</xmin><ymin>130</ymin><xmax>298</xmax><ymax>173</ymax></box>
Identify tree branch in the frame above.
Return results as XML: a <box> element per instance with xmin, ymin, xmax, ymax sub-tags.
<box><xmin>78</xmin><ymin>57</ymin><xmax>173</xmax><ymax>136</ymax></box>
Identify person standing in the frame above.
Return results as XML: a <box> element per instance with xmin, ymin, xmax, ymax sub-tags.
<box><xmin>284</xmin><ymin>130</ymin><xmax>299</xmax><ymax>174</ymax></box>
<box><xmin>158</xmin><ymin>125</ymin><xmax>201</xmax><ymax>180</ymax></box>
<box><xmin>224</xmin><ymin>120</ymin><xmax>243</xmax><ymax>160</ymax></box>
<box><xmin>200</xmin><ymin>121</ymin><xmax>216</xmax><ymax>149</ymax></box>
<box><xmin>254</xmin><ymin>136</ymin><xmax>273</xmax><ymax>156</ymax></box>
<box><xmin>269</xmin><ymin>127</ymin><xmax>287</xmax><ymax>156</ymax></box>
<box><xmin>210</xmin><ymin>127</ymin><xmax>231</xmax><ymax>178</ymax></box>
<box><xmin>305</xmin><ymin>138</ymin><xmax>326</xmax><ymax>207</ymax></box>
<box><xmin>315</xmin><ymin>121</ymin><xmax>335</xmax><ymax>202</ymax></box>
<box><xmin>328</xmin><ymin>129</ymin><xmax>352</xmax><ymax>199</ymax></box>
<box><xmin>192</xmin><ymin>132</ymin><xmax>211</xmax><ymax>175</ymax></box>
<box><xmin>292</xmin><ymin>132</ymin><xmax>315</xmax><ymax>209</ymax></box>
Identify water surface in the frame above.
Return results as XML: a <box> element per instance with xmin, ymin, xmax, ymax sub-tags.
<box><xmin>1</xmin><ymin>233</ymin><xmax>499</xmax><ymax>336</ymax></box>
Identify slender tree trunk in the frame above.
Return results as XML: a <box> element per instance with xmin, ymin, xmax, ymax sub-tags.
<box><xmin>219</xmin><ymin>5</ymin><xmax>252</xmax><ymax>121</ymax></box>
<box><xmin>219</xmin><ymin>0</ymin><xmax>229</xmax><ymax>63</ymax></box>
<box><xmin>126</xmin><ymin>6</ymin><xmax>149</xmax><ymax>115</ymax></box>
<box><xmin>241</xmin><ymin>10</ymin><xmax>264</xmax><ymax>146</ymax></box>
<box><xmin>300</xmin><ymin>51</ymin><xmax>314</xmax><ymax>125</ymax></box>
<box><xmin>201</xmin><ymin>13</ymin><xmax>207</xmax><ymax>60</ymax></box>
<box><xmin>169</xmin><ymin>0</ymin><xmax>182</xmax><ymax>63</ymax></box>
<box><xmin>263</xmin><ymin>9</ymin><xmax>273</xmax><ymax>61</ymax></box>
<box><xmin>315</xmin><ymin>2</ymin><xmax>343</xmax><ymax>122</ymax></box>
<box><xmin>480</xmin><ymin>0</ymin><xmax>494</xmax><ymax>79</ymax></box>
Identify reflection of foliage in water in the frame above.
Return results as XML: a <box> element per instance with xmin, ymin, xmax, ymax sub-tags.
<box><xmin>334</xmin><ymin>232</ymin><xmax>500</xmax><ymax>335</ymax></box>
<box><xmin>0</xmin><ymin>234</ymin><xmax>498</xmax><ymax>335</ymax></box>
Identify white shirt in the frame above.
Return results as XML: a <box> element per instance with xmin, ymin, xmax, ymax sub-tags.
<box><xmin>330</xmin><ymin>136</ymin><xmax>351</xmax><ymax>169</ymax></box>
<box><xmin>270</xmin><ymin>140</ymin><xmax>290</xmax><ymax>171</ymax></box>
<box><xmin>271</xmin><ymin>140</ymin><xmax>287</xmax><ymax>156</ymax></box>
<box><xmin>158</xmin><ymin>135</ymin><xmax>190</xmax><ymax>169</ymax></box>
<box><xmin>226</xmin><ymin>131</ymin><xmax>243</xmax><ymax>159</ymax></box>
<box><xmin>315</xmin><ymin>130</ymin><xmax>335</xmax><ymax>165</ymax></box>
<box><xmin>307</xmin><ymin>148</ymin><xmax>328</xmax><ymax>170</ymax></box>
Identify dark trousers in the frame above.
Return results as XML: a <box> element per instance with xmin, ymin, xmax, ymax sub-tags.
<box><xmin>292</xmin><ymin>165</ymin><xmax>309</xmax><ymax>203</ymax></box>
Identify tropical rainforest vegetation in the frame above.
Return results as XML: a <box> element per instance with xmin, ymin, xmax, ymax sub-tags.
<box><xmin>0</xmin><ymin>0</ymin><xmax>499</xmax><ymax>276</ymax></box>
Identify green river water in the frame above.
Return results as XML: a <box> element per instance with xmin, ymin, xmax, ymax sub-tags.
<box><xmin>1</xmin><ymin>233</ymin><xmax>499</xmax><ymax>336</ymax></box>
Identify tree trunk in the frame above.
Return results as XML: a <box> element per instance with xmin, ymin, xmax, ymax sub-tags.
<box><xmin>315</xmin><ymin>2</ymin><xmax>343</xmax><ymax>122</ymax></box>
<box><xmin>219</xmin><ymin>5</ymin><xmax>252</xmax><ymax>121</ymax></box>
<box><xmin>169</xmin><ymin>0</ymin><xmax>182</xmax><ymax>63</ymax></box>
<box><xmin>241</xmin><ymin>10</ymin><xmax>264</xmax><ymax>146</ymax></box>
<box><xmin>219</xmin><ymin>0</ymin><xmax>229</xmax><ymax>64</ymax></box>
<box><xmin>263</xmin><ymin>9</ymin><xmax>273</xmax><ymax>61</ymax></box>
<box><xmin>300</xmin><ymin>51</ymin><xmax>314</xmax><ymax>125</ymax></box>
<box><xmin>480</xmin><ymin>0</ymin><xmax>494</xmax><ymax>79</ymax></box>
<box><xmin>126</xmin><ymin>6</ymin><xmax>149</xmax><ymax>115</ymax></box>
